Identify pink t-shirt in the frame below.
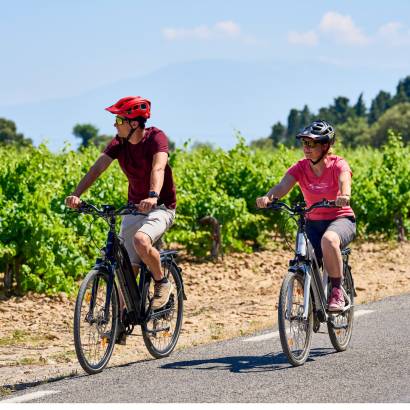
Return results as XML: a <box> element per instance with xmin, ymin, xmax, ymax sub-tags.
<box><xmin>286</xmin><ymin>155</ymin><xmax>355</xmax><ymax>221</ymax></box>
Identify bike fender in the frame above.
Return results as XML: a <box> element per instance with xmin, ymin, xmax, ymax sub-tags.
<box><xmin>159</xmin><ymin>254</ymin><xmax>187</xmax><ymax>301</ymax></box>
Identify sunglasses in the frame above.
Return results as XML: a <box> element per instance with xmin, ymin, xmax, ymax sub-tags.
<box><xmin>115</xmin><ymin>116</ymin><xmax>128</xmax><ymax>125</ymax></box>
<box><xmin>302</xmin><ymin>139</ymin><xmax>320</xmax><ymax>148</ymax></box>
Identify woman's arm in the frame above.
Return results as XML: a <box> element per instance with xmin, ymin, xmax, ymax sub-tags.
<box><xmin>256</xmin><ymin>173</ymin><xmax>296</xmax><ymax>208</ymax></box>
<box><xmin>336</xmin><ymin>170</ymin><xmax>352</xmax><ymax>207</ymax></box>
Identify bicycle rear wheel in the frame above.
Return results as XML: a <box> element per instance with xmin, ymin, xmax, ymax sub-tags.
<box><xmin>327</xmin><ymin>266</ymin><xmax>354</xmax><ymax>351</ymax></box>
<box><xmin>278</xmin><ymin>271</ymin><xmax>313</xmax><ymax>366</ymax></box>
<box><xmin>73</xmin><ymin>269</ymin><xmax>119</xmax><ymax>374</ymax></box>
<box><xmin>142</xmin><ymin>261</ymin><xmax>183</xmax><ymax>358</ymax></box>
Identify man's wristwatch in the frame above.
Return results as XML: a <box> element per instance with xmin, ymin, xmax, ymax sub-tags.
<box><xmin>148</xmin><ymin>191</ymin><xmax>159</xmax><ymax>199</ymax></box>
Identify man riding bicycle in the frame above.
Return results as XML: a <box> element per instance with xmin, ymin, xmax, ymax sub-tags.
<box><xmin>65</xmin><ymin>96</ymin><xmax>176</xmax><ymax>312</ymax></box>
<box><xmin>256</xmin><ymin>120</ymin><xmax>356</xmax><ymax>311</ymax></box>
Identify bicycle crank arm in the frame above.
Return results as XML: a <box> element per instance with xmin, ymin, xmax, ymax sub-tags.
<box><xmin>144</xmin><ymin>325</ymin><xmax>171</xmax><ymax>335</ymax></box>
<box><xmin>328</xmin><ymin>319</ymin><xmax>349</xmax><ymax>330</ymax></box>
<box><xmin>150</xmin><ymin>307</ymin><xmax>173</xmax><ymax>320</ymax></box>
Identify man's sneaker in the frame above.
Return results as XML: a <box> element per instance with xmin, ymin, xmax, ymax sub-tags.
<box><xmin>152</xmin><ymin>279</ymin><xmax>173</xmax><ymax>310</ymax></box>
<box><xmin>328</xmin><ymin>287</ymin><xmax>345</xmax><ymax>312</ymax></box>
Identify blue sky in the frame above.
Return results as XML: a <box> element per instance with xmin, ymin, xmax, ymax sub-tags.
<box><xmin>1</xmin><ymin>1</ymin><xmax>410</xmax><ymax>150</ymax></box>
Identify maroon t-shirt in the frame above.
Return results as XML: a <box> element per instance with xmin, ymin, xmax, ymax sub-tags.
<box><xmin>103</xmin><ymin>127</ymin><xmax>177</xmax><ymax>209</ymax></box>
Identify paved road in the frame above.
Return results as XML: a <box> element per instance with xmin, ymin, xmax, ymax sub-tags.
<box><xmin>2</xmin><ymin>293</ymin><xmax>410</xmax><ymax>403</ymax></box>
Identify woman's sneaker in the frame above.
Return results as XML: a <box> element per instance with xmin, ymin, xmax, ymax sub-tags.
<box><xmin>328</xmin><ymin>287</ymin><xmax>345</xmax><ymax>312</ymax></box>
<box><xmin>152</xmin><ymin>279</ymin><xmax>173</xmax><ymax>310</ymax></box>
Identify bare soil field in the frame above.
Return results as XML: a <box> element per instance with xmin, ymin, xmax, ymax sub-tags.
<box><xmin>1</xmin><ymin>240</ymin><xmax>409</xmax><ymax>395</ymax></box>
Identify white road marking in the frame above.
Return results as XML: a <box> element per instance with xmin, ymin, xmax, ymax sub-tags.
<box><xmin>243</xmin><ymin>309</ymin><xmax>374</xmax><ymax>342</ymax></box>
<box><xmin>0</xmin><ymin>390</ymin><xmax>59</xmax><ymax>403</ymax></box>
<box><xmin>244</xmin><ymin>331</ymin><xmax>279</xmax><ymax>342</ymax></box>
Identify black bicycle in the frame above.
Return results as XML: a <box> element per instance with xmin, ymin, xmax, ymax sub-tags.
<box><xmin>72</xmin><ymin>201</ymin><xmax>186</xmax><ymax>374</ymax></box>
<box><xmin>264</xmin><ymin>199</ymin><xmax>355</xmax><ymax>366</ymax></box>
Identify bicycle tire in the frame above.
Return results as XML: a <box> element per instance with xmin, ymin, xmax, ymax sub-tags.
<box><xmin>327</xmin><ymin>266</ymin><xmax>354</xmax><ymax>351</ymax></box>
<box><xmin>142</xmin><ymin>261</ymin><xmax>183</xmax><ymax>358</ymax></box>
<box><xmin>278</xmin><ymin>271</ymin><xmax>313</xmax><ymax>366</ymax></box>
<box><xmin>73</xmin><ymin>269</ymin><xmax>119</xmax><ymax>374</ymax></box>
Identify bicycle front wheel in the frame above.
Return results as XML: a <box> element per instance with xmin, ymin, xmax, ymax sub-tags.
<box><xmin>278</xmin><ymin>271</ymin><xmax>313</xmax><ymax>366</ymax></box>
<box><xmin>73</xmin><ymin>269</ymin><xmax>119</xmax><ymax>374</ymax></box>
<box><xmin>142</xmin><ymin>261</ymin><xmax>184</xmax><ymax>358</ymax></box>
<box><xmin>327</xmin><ymin>267</ymin><xmax>355</xmax><ymax>351</ymax></box>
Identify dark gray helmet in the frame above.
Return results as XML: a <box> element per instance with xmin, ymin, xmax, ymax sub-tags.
<box><xmin>296</xmin><ymin>119</ymin><xmax>335</xmax><ymax>145</ymax></box>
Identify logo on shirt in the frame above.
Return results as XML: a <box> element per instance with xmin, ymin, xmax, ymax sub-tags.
<box><xmin>307</xmin><ymin>182</ymin><xmax>330</xmax><ymax>193</ymax></box>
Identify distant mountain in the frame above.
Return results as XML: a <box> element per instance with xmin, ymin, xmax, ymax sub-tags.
<box><xmin>0</xmin><ymin>59</ymin><xmax>404</xmax><ymax>151</ymax></box>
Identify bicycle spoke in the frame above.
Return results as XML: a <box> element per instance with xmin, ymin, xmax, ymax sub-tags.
<box><xmin>279</xmin><ymin>272</ymin><xmax>313</xmax><ymax>366</ymax></box>
<box><xmin>142</xmin><ymin>261</ymin><xmax>183</xmax><ymax>358</ymax></box>
<box><xmin>74</xmin><ymin>270</ymin><xmax>118</xmax><ymax>374</ymax></box>
<box><xmin>327</xmin><ymin>270</ymin><xmax>354</xmax><ymax>351</ymax></box>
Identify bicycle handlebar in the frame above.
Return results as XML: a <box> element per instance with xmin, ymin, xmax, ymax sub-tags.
<box><xmin>74</xmin><ymin>201</ymin><xmax>148</xmax><ymax>218</ymax></box>
<box><xmin>264</xmin><ymin>198</ymin><xmax>337</xmax><ymax>215</ymax></box>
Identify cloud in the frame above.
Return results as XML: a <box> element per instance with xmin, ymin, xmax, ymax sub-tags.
<box><xmin>162</xmin><ymin>25</ymin><xmax>211</xmax><ymax>40</ymax></box>
<box><xmin>215</xmin><ymin>21</ymin><xmax>241</xmax><ymax>38</ymax></box>
<box><xmin>319</xmin><ymin>12</ymin><xmax>370</xmax><ymax>45</ymax></box>
<box><xmin>288</xmin><ymin>30</ymin><xmax>318</xmax><ymax>46</ymax></box>
<box><xmin>163</xmin><ymin>20</ymin><xmax>242</xmax><ymax>41</ymax></box>
<box><xmin>287</xmin><ymin>11</ymin><xmax>370</xmax><ymax>47</ymax></box>
<box><xmin>377</xmin><ymin>21</ymin><xmax>410</xmax><ymax>46</ymax></box>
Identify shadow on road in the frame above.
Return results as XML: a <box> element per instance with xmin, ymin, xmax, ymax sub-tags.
<box><xmin>1</xmin><ymin>371</ymin><xmax>87</xmax><ymax>395</ymax></box>
<box><xmin>161</xmin><ymin>348</ymin><xmax>335</xmax><ymax>373</ymax></box>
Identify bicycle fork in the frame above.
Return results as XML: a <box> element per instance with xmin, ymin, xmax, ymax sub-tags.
<box><xmin>85</xmin><ymin>268</ymin><xmax>115</xmax><ymax>325</ymax></box>
<box><xmin>302</xmin><ymin>270</ymin><xmax>312</xmax><ymax>320</ymax></box>
<box><xmin>285</xmin><ymin>264</ymin><xmax>311</xmax><ymax>321</ymax></box>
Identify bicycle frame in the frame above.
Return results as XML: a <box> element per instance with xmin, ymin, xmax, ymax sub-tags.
<box><xmin>290</xmin><ymin>226</ymin><xmax>353</xmax><ymax>324</ymax></box>
<box><xmin>81</xmin><ymin>203</ymin><xmax>183</xmax><ymax>328</ymax></box>
<box><xmin>86</xmin><ymin>217</ymin><xmax>139</xmax><ymax>325</ymax></box>
<box><xmin>268</xmin><ymin>200</ymin><xmax>353</xmax><ymax>325</ymax></box>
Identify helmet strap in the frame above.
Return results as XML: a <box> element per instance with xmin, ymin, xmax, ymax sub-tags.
<box><xmin>126</xmin><ymin>123</ymin><xmax>140</xmax><ymax>141</ymax></box>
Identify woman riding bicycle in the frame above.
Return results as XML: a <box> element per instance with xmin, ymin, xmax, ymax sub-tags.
<box><xmin>256</xmin><ymin>119</ymin><xmax>356</xmax><ymax>312</ymax></box>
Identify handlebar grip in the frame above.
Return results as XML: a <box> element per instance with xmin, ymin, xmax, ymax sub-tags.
<box><xmin>267</xmin><ymin>202</ymin><xmax>281</xmax><ymax>210</ymax></box>
<box><xmin>77</xmin><ymin>201</ymin><xmax>89</xmax><ymax>211</ymax></box>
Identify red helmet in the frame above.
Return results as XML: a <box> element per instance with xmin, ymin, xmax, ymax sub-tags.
<box><xmin>105</xmin><ymin>96</ymin><xmax>151</xmax><ymax>119</ymax></box>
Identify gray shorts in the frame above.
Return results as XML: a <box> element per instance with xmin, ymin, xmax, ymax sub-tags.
<box><xmin>119</xmin><ymin>204</ymin><xmax>176</xmax><ymax>266</ymax></box>
<box><xmin>306</xmin><ymin>217</ymin><xmax>356</xmax><ymax>260</ymax></box>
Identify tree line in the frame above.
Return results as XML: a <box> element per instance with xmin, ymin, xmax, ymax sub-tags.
<box><xmin>0</xmin><ymin>119</ymin><xmax>177</xmax><ymax>151</ymax></box>
<box><xmin>252</xmin><ymin>75</ymin><xmax>410</xmax><ymax>148</ymax></box>
<box><xmin>1</xmin><ymin>75</ymin><xmax>410</xmax><ymax>150</ymax></box>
